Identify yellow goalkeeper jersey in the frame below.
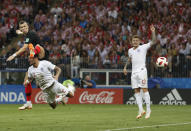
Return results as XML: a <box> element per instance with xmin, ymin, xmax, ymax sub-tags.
<box><xmin>62</xmin><ymin>80</ymin><xmax>74</xmax><ymax>87</ymax></box>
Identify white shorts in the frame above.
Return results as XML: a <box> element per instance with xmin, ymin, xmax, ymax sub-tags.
<box><xmin>131</xmin><ymin>68</ymin><xmax>148</xmax><ymax>89</ymax></box>
<box><xmin>43</xmin><ymin>81</ymin><xmax>69</xmax><ymax>103</ymax></box>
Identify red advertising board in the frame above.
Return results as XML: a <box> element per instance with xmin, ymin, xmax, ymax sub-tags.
<box><xmin>31</xmin><ymin>88</ymin><xmax>46</xmax><ymax>104</ymax></box>
<box><xmin>32</xmin><ymin>88</ymin><xmax>123</xmax><ymax>104</ymax></box>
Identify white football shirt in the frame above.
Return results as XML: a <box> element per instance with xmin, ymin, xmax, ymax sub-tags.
<box><xmin>28</xmin><ymin>60</ymin><xmax>56</xmax><ymax>90</ymax></box>
<box><xmin>128</xmin><ymin>42</ymin><xmax>151</xmax><ymax>73</ymax></box>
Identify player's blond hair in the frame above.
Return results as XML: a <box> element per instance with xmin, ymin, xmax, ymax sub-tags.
<box><xmin>132</xmin><ymin>35</ymin><xmax>140</xmax><ymax>41</ymax></box>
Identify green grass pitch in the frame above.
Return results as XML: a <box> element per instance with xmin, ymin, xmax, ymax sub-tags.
<box><xmin>0</xmin><ymin>104</ymin><xmax>191</xmax><ymax>131</ymax></box>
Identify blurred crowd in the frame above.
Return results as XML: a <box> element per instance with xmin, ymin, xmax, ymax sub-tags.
<box><xmin>0</xmin><ymin>0</ymin><xmax>191</xmax><ymax>78</ymax></box>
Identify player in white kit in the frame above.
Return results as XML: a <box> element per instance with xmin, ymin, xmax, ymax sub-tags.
<box><xmin>123</xmin><ymin>25</ymin><xmax>156</xmax><ymax>119</ymax></box>
<box><xmin>24</xmin><ymin>55</ymin><xmax>75</xmax><ymax>109</ymax></box>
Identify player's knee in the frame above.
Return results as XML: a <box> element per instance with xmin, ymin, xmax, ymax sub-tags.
<box><xmin>134</xmin><ymin>88</ymin><xmax>141</xmax><ymax>93</ymax></box>
<box><xmin>142</xmin><ymin>88</ymin><xmax>148</xmax><ymax>92</ymax></box>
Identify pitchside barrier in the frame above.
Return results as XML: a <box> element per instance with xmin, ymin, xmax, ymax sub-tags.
<box><xmin>1</xmin><ymin>57</ymin><xmax>191</xmax><ymax>104</ymax></box>
<box><xmin>0</xmin><ymin>86</ymin><xmax>191</xmax><ymax>105</ymax></box>
<box><xmin>0</xmin><ymin>85</ymin><xmax>26</xmax><ymax>104</ymax></box>
<box><xmin>123</xmin><ymin>88</ymin><xmax>190</xmax><ymax>105</ymax></box>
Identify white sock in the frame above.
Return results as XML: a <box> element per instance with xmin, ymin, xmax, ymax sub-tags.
<box><xmin>26</xmin><ymin>101</ymin><xmax>32</xmax><ymax>105</ymax></box>
<box><xmin>135</xmin><ymin>93</ymin><xmax>143</xmax><ymax>113</ymax></box>
<box><xmin>55</xmin><ymin>94</ymin><xmax>66</xmax><ymax>103</ymax></box>
<box><xmin>143</xmin><ymin>92</ymin><xmax>151</xmax><ymax>112</ymax></box>
<box><xmin>55</xmin><ymin>97</ymin><xmax>63</xmax><ymax>103</ymax></box>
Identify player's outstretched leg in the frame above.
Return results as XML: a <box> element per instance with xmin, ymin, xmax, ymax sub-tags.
<box><xmin>28</xmin><ymin>43</ymin><xmax>35</xmax><ymax>58</ymax></box>
<box><xmin>48</xmin><ymin>94</ymin><xmax>69</xmax><ymax>109</ymax></box>
<box><xmin>49</xmin><ymin>81</ymin><xmax>76</xmax><ymax>109</ymax></box>
<box><xmin>19</xmin><ymin>83</ymin><xmax>32</xmax><ymax>110</ymax></box>
<box><xmin>29</xmin><ymin>43</ymin><xmax>45</xmax><ymax>59</ymax></box>
<box><xmin>55</xmin><ymin>86</ymin><xmax>75</xmax><ymax>105</ymax></box>
<box><xmin>55</xmin><ymin>94</ymin><xmax>67</xmax><ymax>105</ymax></box>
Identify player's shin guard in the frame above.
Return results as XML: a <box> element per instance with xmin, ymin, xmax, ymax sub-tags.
<box><xmin>25</xmin><ymin>83</ymin><xmax>32</xmax><ymax>101</ymax></box>
<box><xmin>143</xmin><ymin>92</ymin><xmax>151</xmax><ymax>113</ymax></box>
<box><xmin>135</xmin><ymin>93</ymin><xmax>143</xmax><ymax>113</ymax></box>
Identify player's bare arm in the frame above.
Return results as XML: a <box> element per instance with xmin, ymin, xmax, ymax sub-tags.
<box><xmin>24</xmin><ymin>72</ymin><xmax>28</xmax><ymax>82</ymax></box>
<box><xmin>6</xmin><ymin>44</ymin><xmax>28</xmax><ymax>61</ymax></box>
<box><xmin>123</xmin><ymin>58</ymin><xmax>131</xmax><ymax>75</ymax></box>
<box><xmin>150</xmin><ymin>25</ymin><xmax>156</xmax><ymax>46</ymax></box>
<box><xmin>23</xmin><ymin>72</ymin><xmax>29</xmax><ymax>86</ymax></box>
<box><xmin>53</xmin><ymin>66</ymin><xmax>61</xmax><ymax>81</ymax></box>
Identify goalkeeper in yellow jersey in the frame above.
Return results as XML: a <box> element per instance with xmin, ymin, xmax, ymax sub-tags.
<box><xmin>62</xmin><ymin>79</ymin><xmax>75</xmax><ymax>88</ymax></box>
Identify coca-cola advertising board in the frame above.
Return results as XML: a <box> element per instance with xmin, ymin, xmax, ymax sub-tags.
<box><xmin>31</xmin><ymin>88</ymin><xmax>123</xmax><ymax>104</ymax></box>
<box><xmin>68</xmin><ymin>88</ymin><xmax>123</xmax><ymax>104</ymax></box>
<box><xmin>31</xmin><ymin>88</ymin><xmax>46</xmax><ymax>104</ymax></box>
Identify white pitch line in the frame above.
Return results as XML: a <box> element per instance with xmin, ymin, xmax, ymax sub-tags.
<box><xmin>104</xmin><ymin>122</ymin><xmax>191</xmax><ymax>131</ymax></box>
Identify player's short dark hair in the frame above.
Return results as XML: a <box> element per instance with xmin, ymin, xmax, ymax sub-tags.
<box><xmin>132</xmin><ymin>35</ymin><xmax>140</xmax><ymax>40</ymax></box>
<box><xmin>19</xmin><ymin>20</ymin><xmax>28</xmax><ymax>25</ymax></box>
